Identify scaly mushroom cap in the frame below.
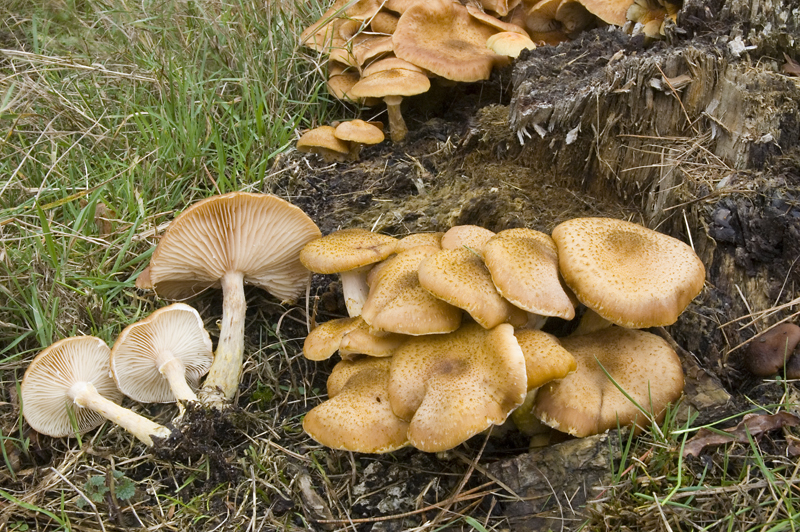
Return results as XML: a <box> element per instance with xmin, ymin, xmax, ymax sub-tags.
<box><xmin>418</xmin><ymin>248</ymin><xmax>527</xmax><ymax>329</ymax></box>
<box><xmin>145</xmin><ymin>192</ymin><xmax>321</xmax><ymax>303</ymax></box>
<box><xmin>300</xmin><ymin>228</ymin><xmax>398</xmax><ymax>274</ymax></box>
<box><xmin>395</xmin><ymin>232</ymin><xmax>444</xmax><ymax>253</ymax></box>
<box><xmin>303</xmin><ymin>357</ymin><xmax>410</xmax><ymax>453</ymax></box>
<box><xmin>552</xmin><ymin>217</ymin><xmax>706</xmax><ymax>328</ymax></box>
<box><xmin>483</xmin><ymin>228</ymin><xmax>575</xmax><ymax>320</ymax></box>
<box><xmin>392</xmin><ymin>0</ymin><xmax>510</xmax><ymax>82</ymax></box>
<box><xmin>388</xmin><ymin>323</ymin><xmax>527</xmax><ymax>452</ymax></box>
<box><xmin>745</xmin><ymin>323</ymin><xmax>800</xmax><ymax>377</ymax></box>
<box><xmin>22</xmin><ymin>336</ymin><xmax>123</xmax><ymax>437</ymax></box>
<box><xmin>110</xmin><ymin>303</ymin><xmax>213</xmax><ymax>403</ymax></box>
<box><xmin>533</xmin><ymin>327</ymin><xmax>684</xmax><ymax>437</ymax></box>
<box><xmin>514</xmin><ymin>329</ymin><xmax>577</xmax><ymax>390</ymax></box>
<box><xmin>361</xmin><ymin>246</ymin><xmax>463</xmax><ymax>335</ymax></box>
<box><xmin>339</xmin><ymin>320</ymin><xmax>407</xmax><ymax>358</ymax></box>
<box><xmin>440</xmin><ymin>225</ymin><xmax>496</xmax><ymax>252</ymax></box>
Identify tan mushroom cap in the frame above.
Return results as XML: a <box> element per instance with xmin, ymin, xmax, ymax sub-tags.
<box><xmin>110</xmin><ymin>303</ymin><xmax>213</xmax><ymax>404</ymax></box>
<box><xmin>362</xmin><ymin>56</ymin><xmax>426</xmax><ymax>77</ymax></box>
<box><xmin>395</xmin><ymin>232</ymin><xmax>444</xmax><ymax>253</ymax></box>
<box><xmin>370</xmin><ymin>11</ymin><xmax>400</xmax><ymax>33</ymax></box>
<box><xmin>514</xmin><ymin>329</ymin><xmax>577</xmax><ymax>390</ymax></box>
<box><xmin>299</xmin><ymin>0</ymin><xmax>348</xmax><ymax>51</ymax></box>
<box><xmin>334</xmin><ymin>119</ymin><xmax>385</xmax><ymax>145</ymax></box>
<box><xmin>465</xmin><ymin>4</ymin><xmax>531</xmax><ymax>35</ymax></box>
<box><xmin>300</xmin><ymin>228</ymin><xmax>398</xmax><ymax>274</ymax></box>
<box><xmin>145</xmin><ymin>192</ymin><xmax>321</xmax><ymax>303</ymax></box>
<box><xmin>361</xmin><ymin>246</ymin><xmax>463</xmax><ymax>335</ymax></box>
<box><xmin>327</xmin><ymin>62</ymin><xmax>360</xmax><ymax>101</ymax></box>
<box><xmin>303</xmin><ymin>316</ymin><xmax>362</xmax><ymax>361</ymax></box>
<box><xmin>297</xmin><ymin>126</ymin><xmax>352</xmax><ymax>161</ymax></box>
<box><xmin>339</xmin><ymin>320</ymin><xmax>407</xmax><ymax>358</ymax></box>
<box><xmin>303</xmin><ymin>357</ymin><xmax>410</xmax><ymax>453</ymax></box>
<box><xmin>418</xmin><ymin>248</ymin><xmax>527</xmax><ymax>329</ymax></box>
<box><xmin>440</xmin><ymin>225</ymin><xmax>496</xmax><ymax>252</ymax></box>
<box><xmin>487</xmin><ymin>31</ymin><xmax>537</xmax><ymax>57</ymax></box>
<box><xmin>353</xmin><ymin>35</ymin><xmax>395</xmax><ymax>66</ymax></box>
<box><xmin>483</xmin><ymin>228</ymin><xmax>576</xmax><ymax>320</ymax></box>
<box><xmin>22</xmin><ymin>336</ymin><xmax>124</xmax><ymax>437</ymax></box>
<box><xmin>533</xmin><ymin>327</ymin><xmax>684</xmax><ymax>437</ymax></box>
<box><xmin>552</xmin><ymin>217</ymin><xmax>706</xmax><ymax>328</ymax></box>
<box><xmin>578</xmin><ymin>0</ymin><xmax>632</xmax><ymax>26</ymax></box>
<box><xmin>388</xmin><ymin>323</ymin><xmax>527</xmax><ymax>452</ymax></box>
<box><xmin>392</xmin><ymin>0</ymin><xmax>510</xmax><ymax>82</ymax></box>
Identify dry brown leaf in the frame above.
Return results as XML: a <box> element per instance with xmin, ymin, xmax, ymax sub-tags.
<box><xmin>782</xmin><ymin>53</ymin><xmax>800</xmax><ymax>76</ymax></box>
<box><xmin>683</xmin><ymin>411</ymin><xmax>800</xmax><ymax>457</ymax></box>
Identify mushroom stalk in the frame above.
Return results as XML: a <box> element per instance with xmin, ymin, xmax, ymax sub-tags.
<box><xmin>341</xmin><ymin>266</ymin><xmax>371</xmax><ymax>317</ymax></box>
<box><xmin>70</xmin><ymin>382</ymin><xmax>171</xmax><ymax>446</ymax></box>
<box><xmin>199</xmin><ymin>270</ymin><xmax>246</xmax><ymax>406</ymax></box>
<box><xmin>158</xmin><ymin>357</ymin><xmax>198</xmax><ymax>404</ymax></box>
<box><xmin>384</xmin><ymin>96</ymin><xmax>408</xmax><ymax>143</ymax></box>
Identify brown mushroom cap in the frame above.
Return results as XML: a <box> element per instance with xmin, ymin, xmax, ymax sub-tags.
<box><xmin>514</xmin><ymin>329</ymin><xmax>577</xmax><ymax>390</ymax></box>
<box><xmin>745</xmin><ymin>323</ymin><xmax>800</xmax><ymax>377</ymax></box>
<box><xmin>395</xmin><ymin>232</ymin><xmax>444</xmax><ymax>253</ymax></box>
<box><xmin>327</xmin><ymin>62</ymin><xmax>361</xmax><ymax>101</ymax></box>
<box><xmin>440</xmin><ymin>225</ymin><xmax>496</xmax><ymax>251</ymax></box>
<box><xmin>533</xmin><ymin>327</ymin><xmax>684</xmax><ymax>437</ymax></box>
<box><xmin>300</xmin><ymin>228</ymin><xmax>398</xmax><ymax>274</ymax></box>
<box><xmin>392</xmin><ymin>0</ymin><xmax>510</xmax><ymax>82</ymax></box>
<box><xmin>552</xmin><ymin>217</ymin><xmax>706</xmax><ymax>328</ymax></box>
<box><xmin>297</xmin><ymin>125</ymin><xmax>352</xmax><ymax>162</ymax></box>
<box><xmin>418</xmin><ymin>247</ymin><xmax>527</xmax><ymax>329</ymax></box>
<box><xmin>303</xmin><ymin>316</ymin><xmax>362</xmax><ymax>361</ymax></box>
<box><xmin>303</xmin><ymin>357</ymin><xmax>410</xmax><ymax>453</ymax></box>
<box><xmin>483</xmin><ymin>228</ymin><xmax>576</xmax><ymax>320</ymax></box>
<box><xmin>339</xmin><ymin>320</ymin><xmax>407</xmax><ymax>358</ymax></box>
<box><xmin>370</xmin><ymin>11</ymin><xmax>400</xmax><ymax>33</ymax></box>
<box><xmin>361</xmin><ymin>246</ymin><xmax>463</xmax><ymax>335</ymax></box>
<box><xmin>388</xmin><ymin>323</ymin><xmax>528</xmax><ymax>452</ymax></box>
<box><xmin>110</xmin><ymin>303</ymin><xmax>213</xmax><ymax>404</ymax></box>
<box><xmin>334</xmin><ymin>119</ymin><xmax>385</xmax><ymax>145</ymax></box>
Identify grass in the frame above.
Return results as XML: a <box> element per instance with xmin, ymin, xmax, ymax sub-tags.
<box><xmin>2</xmin><ymin>0</ymin><xmax>800</xmax><ymax>531</ymax></box>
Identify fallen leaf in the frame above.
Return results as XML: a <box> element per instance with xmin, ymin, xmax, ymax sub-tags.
<box><xmin>782</xmin><ymin>53</ymin><xmax>800</xmax><ymax>76</ymax></box>
<box><xmin>683</xmin><ymin>411</ymin><xmax>800</xmax><ymax>457</ymax></box>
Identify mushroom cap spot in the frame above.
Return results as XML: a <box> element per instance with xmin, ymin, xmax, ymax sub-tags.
<box><xmin>514</xmin><ymin>329</ymin><xmax>577</xmax><ymax>390</ymax></box>
<box><xmin>483</xmin><ymin>228</ymin><xmax>576</xmax><ymax>319</ymax></box>
<box><xmin>339</xmin><ymin>320</ymin><xmax>407</xmax><ymax>358</ymax></box>
<box><xmin>486</xmin><ymin>31</ymin><xmax>536</xmax><ymax>57</ymax></box>
<box><xmin>21</xmin><ymin>336</ymin><xmax>123</xmax><ymax>437</ymax></box>
<box><xmin>361</xmin><ymin>246</ymin><xmax>463</xmax><ymax>335</ymax></box>
<box><xmin>533</xmin><ymin>327</ymin><xmax>684</xmax><ymax>437</ymax></box>
<box><xmin>392</xmin><ymin>0</ymin><xmax>510</xmax><ymax>82</ymax></box>
<box><xmin>388</xmin><ymin>323</ymin><xmax>527</xmax><ymax>452</ymax></box>
<box><xmin>440</xmin><ymin>225</ymin><xmax>496</xmax><ymax>251</ymax></box>
<box><xmin>552</xmin><ymin>217</ymin><xmax>706</xmax><ymax>328</ymax></box>
<box><xmin>745</xmin><ymin>323</ymin><xmax>800</xmax><ymax>377</ymax></box>
<box><xmin>349</xmin><ymin>68</ymin><xmax>431</xmax><ymax>99</ymax></box>
<box><xmin>110</xmin><ymin>303</ymin><xmax>213</xmax><ymax>403</ymax></box>
<box><xmin>418</xmin><ymin>248</ymin><xmax>527</xmax><ymax>329</ymax></box>
<box><xmin>146</xmin><ymin>192</ymin><xmax>321</xmax><ymax>302</ymax></box>
<box><xmin>297</xmin><ymin>125</ymin><xmax>352</xmax><ymax>155</ymax></box>
<box><xmin>300</xmin><ymin>228</ymin><xmax>398</xmax><ymax>274</ymax></box>
<box><xmin>395</xmin><ymin>232</ymin><xmax>444</xmax><ymax>253</ymax></box>
<box><xmin>303</xmin><ymin>357</ymin><xmax>410</xmax><ymax>453</ymax></box>
<box><xmin>334</xmin><ymin>119</ymin><xmax>385</xmax><ymax>145</ymax></box>
<box><xmin>303</xmin><ymin>316</ymin><xmax>363</xmax><ymax>361</ymax></box>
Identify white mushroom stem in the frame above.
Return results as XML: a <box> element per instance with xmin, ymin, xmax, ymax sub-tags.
<box><xmin>69</xmin><ymin>382</ymin><xmax>171</xmax><ymax>446</ymax></box>
<box><xmin>157</xmin><ymin>356</ymin><xmax>197</xmax><ymax>404</ymax></box>
<box><xmin>341</xmin><ymin>266</ymin><xmax>371</xmax><ymax>317</ymax></box>
<box><xmin>199</xmin><ymin>270</ymin><xmax>246</xmax><ymax>406</ymax></box>
<box><xmin>384</xmin><ymin>95</ymin><xmax>408</xmax><ymax>143</ymax></box>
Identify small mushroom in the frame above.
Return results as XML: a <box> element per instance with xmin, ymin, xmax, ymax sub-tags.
<box><xmin>21</xmin><ymin>337</ymin><xmax>171</xmax><ymax>446</ymax></box>
<box><xmin>745</xmin><ymin>323</ymin><xmax>800</xmax><ymax>377</ymax></box>
<box><xmin>110</xmin><ymin>303</ymin><xmax>213</xmax><ymax>410</ymax></box>
<box><xmin>487</xmin><ymin>31</ymin><xmax>537</xmax><ymax>57</ymax></box>
<box><xmin>297</xmin><ymin>125</ymin><xmax>351</xmax><ymax>163</ymax></box>
<box><xmin>334</xmin><ymin>119</ymin><xmax>385</xmax><ymax>159</ymax></box>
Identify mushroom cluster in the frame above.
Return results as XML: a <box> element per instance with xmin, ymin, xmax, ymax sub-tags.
<box><xmin>297</xmin><ymin>0</ymin><xmax>677</xmax><ymax>147</ymax></box>
<box><xmin>21</xmin><ymin>192</ymin><xmax>322</xmax><ymax>445</ymax></box>
<box><xmin>300</xmin><ymin>217</ymin><xmax>705</xmax><ymax>452</ymax></box>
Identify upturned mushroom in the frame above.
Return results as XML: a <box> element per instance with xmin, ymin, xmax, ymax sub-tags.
<box><xmin>110</xmin><ymin>303</ymin><xmax>213</xmax><ymax>410</ymax></box>
<box><xmin>137</xmin><ymin>192</ymin><xmax>321</xmax><ymax>406</ymax></box>
<box><xmin>552</xmin><ymin>217</ymin><xmax>705</xmax><ymax>329</ymax></box>
<box><xmin>21</xmin><ymin>336</ymin><xmax>171</xmax><ymax>446</ymax></box>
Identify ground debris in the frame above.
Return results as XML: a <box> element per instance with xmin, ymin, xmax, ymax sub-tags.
<box><xmin>683</xmin><ymin>411</ymin><xmax>800</xmax><ymax>457</ymax></box>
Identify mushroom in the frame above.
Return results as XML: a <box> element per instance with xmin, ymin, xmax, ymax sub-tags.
<box><xmin>486</xmin><ymin>31</ymin><xmax>537</xmax><ymax>58</ymax></box>
<box><xmin>361</xmin><ymin>245</ymin><xmax>463</xmax><ymax>335</ymax></box>
<box><xmin>440</xmin><ymin>224</ymin><xmax>496</xmax><ymax>251</ymax></box>
<box><xmin>744</xmin><ymin>323</ymin><xmax>800</xmax><ymax>377</ymax></box>
<box><xmin>533</xmin><ymin>326</ymin><xmax>684</xmax><ymax>437</ymax></box>
<box><xmin>388</xmin><ymin>322</ymin><xmax>527</xmax><ymax>452</ymax></box>
<box><xmin>300</xmin><ymin>228</ymin><xmax>398</xmax><ymax>317</ymax></box>
<box><xmin>552</xmin><ymin>217</ymin><xmax>706</xmax><ymax>328</ymax></box>
<box><xmin>394</xmin><ymin>232</ymin><xmax>444</xmax><ymax>252</ymax></box>
<box><xmin>334</xmin><ymin>119</ymin><xmax>385</xmax><ymax>159</ymax></box>
<box><xmin>303</xmin><ymin>317</ymin><xmax>363</xmax><ymax>361</ymax></box>
<box><xmin>138</xmin><ymin>192</ymin><xmax>321</xmax><ymax>406</ymax></box>
<box><xmin>21</xmin><ymin>336</ymin><xmax>171</xmax><ymax>446</ymax></box>
<box><xmin>303</xmin><ymin>356</ymin><xmax>410</xmax><ymax>453</ymax></box>
<box><xmin>109</xmin><ymin>303</ymin><xmax>213</xmax><ymax>410</ymax></box>
<box><xmin>297</xmin><ymin>125</ymin><xmax>351</xmax><ymax>163</ymax></box>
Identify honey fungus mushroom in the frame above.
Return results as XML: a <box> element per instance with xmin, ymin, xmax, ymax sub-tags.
<box><xmin>21</xmin><ymin>336</ymin><xmax>171</xmax><ymax>446</ymax></box>
<box><xmin>137</xmin><ymin>192</ymin><xmax>321</xmax><ymax>406</ymax></box>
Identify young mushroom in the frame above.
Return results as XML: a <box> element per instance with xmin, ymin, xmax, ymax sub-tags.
<box><xmin>110</xmin><ymin>303</ymin><xmax>213</xmax><ymax>414</ymax></box>
<box><xmin>21</xmin><ymin>336</ymin><xmax>171</xmax><ymax>446</ymax></box>
<box><xmin>137</xmin><ymin>192</ymin><xmax>321</xmax><ymax>407</ymax></box>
